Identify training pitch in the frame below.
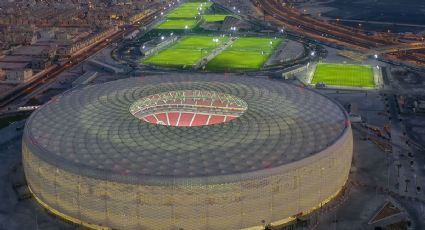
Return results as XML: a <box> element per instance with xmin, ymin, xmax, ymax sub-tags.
<box><xmin>206</xmin><ymin>37</ymin><xmax>283</xmax><ymax>70</ymax></box>
<box><xmin>143</xmin><ymin>35</ymin><xmax>228</xmax><ymax>68</ymax></box>
<box><xmin>167</xmin><ymin>2</ymin><xmax>212</xmax><ymax>19</ymax></box>
<box><xmin>203</xmin><ymin>15</ymin><xmax>230</xmax><ymax>22</ymax></box>
<box><xmin>157</xmin><ymin>19</ymin><xmax>199</xmax><ymax>30</ymax></box>
<box><xmin>312</xmin><ymin>64</ymin><xmax>375</xmax><ymax>88</ymax></box>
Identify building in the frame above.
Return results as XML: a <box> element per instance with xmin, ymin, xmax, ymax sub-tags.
<box><xmin>0</xmin><ymin>25</ymin><xmax>38</xmax><ymax>46</ymax></box>
<box><xmin>127</xmin><ymin>11</ymin><xmax>149</xmax><ymax>24</ymax></box>
<box><xmin>58</xmin><ymin>27</ymin><xmax>118</xmax><ymax>57</ymax></box>
<box><xmin>31</xmin><ymin>58</ymin><xmax>52</xmax><ymax>71</ymax></box>
<box><xmin>0</xmin><ymin>62</ymin><xmax>33</xmax><ymax>84</ymax></box>
<box><xmin>5</xmin><ymin>68</ymin><xmax>33</xmax><ymax>83</ymax></box>
<box><xmin>23</xmin><ymin>75</ymin><xmax>353</xmax><ymax>230</ymax></box>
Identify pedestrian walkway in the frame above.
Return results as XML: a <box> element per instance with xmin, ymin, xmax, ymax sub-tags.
<box><xmin>194</xmin><ymin>37</ymin><xmax>237</xmax><ymax>70</ymax></box>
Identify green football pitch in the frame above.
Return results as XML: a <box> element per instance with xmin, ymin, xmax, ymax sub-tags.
<box><xmin>157</xmin><ymin>19</ymin><xmax>199</xmax><ymax>29</ymax></box>
<box><xmin>143</xmin><ymin>35</ymin><xmax>228</xmax><ymax>68</ymax></box>
<box><xmin>312</xmin><ymin>64</ymin><xmax>375</xmax><ymax>88</ymax></box>
<box><xmin>206</xmin><ymin>37</ymin><xmax>283</xmax><ymax>70</ymax></box>
<box><xmin>167</xmin><ymin>2</ymin><xmax>213</xmax><ymax>19</ymax></box>
<box><xmin>203</xmin><ymin>15</ymin><xmax>230</xmax><ymax>22</ymax></box>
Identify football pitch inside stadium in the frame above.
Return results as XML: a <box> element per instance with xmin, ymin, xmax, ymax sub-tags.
<box><xmin>206</xmin><ymin>37</ymin><xmax>283</xmax><ymax>70</ymax></box>
<box><xmin>143</xmin><ymin>35</ymin><xmax>228</xmax><ymax>68</ymax></box>
<box><xmin>312</xmin><ymin>64</ymin><xmax>375</xmax><ymax>88</ymax></box>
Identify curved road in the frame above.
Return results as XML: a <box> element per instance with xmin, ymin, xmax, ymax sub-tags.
<box><xmin>252</xmin><ymin>0</ymin><xmax>425</xmax><ymax>67</ymax></box>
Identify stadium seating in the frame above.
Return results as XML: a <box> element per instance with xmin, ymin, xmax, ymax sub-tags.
<box><xmin>137</xmin><ymin>91</ymin><xmax>247</xmax><ymax>127</ymax></box>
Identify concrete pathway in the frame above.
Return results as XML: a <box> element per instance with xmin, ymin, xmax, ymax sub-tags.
<box><xmin>193</xmin><ymin>37</ymin><xmax>237</xmax><ymax>70</ymax></box>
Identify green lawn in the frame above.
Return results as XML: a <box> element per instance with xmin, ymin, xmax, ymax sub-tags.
<box><xmin>167</xmin><ymin>2</ymin><xmax>213</xmax><ymax>19</ymax></box>
<box><xmin>203</xmin><ymin>14</ymin><xmax>230</xmax><ymax>22</ymax></box>
<box><xmin>143</xmin><ymin>35</ymin><xmax>228</xmax><ymax>68</ymax></box>
<box><xmin>206</xmin><ymin>37</ymin><xmax>283</xmax><ymax>70</ymax></box>
<box><xmin>312</xmin><ymin>64</ymin><xmax>375</xmax><ymax>88</ymax></box>
<box><xmin>157</xmin><ymin>19</ymin><xmax>199</xmax><ymax>29</ymax></box>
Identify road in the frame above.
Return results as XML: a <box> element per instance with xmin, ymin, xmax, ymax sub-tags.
<box><xmin>252</xmin><ymin>0</ymin><xmax>425</xmax><ymax>68</ymax></box>
<box><xmin>328</xmin><ymin>19</ymin><xmax>425</xmax><ymax>29</ymax></box>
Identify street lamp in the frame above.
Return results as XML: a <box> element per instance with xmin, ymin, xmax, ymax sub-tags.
<box><xmin>212</xmin><ymin>38</ymin><xmax>220</xmax><ymax>48</ymax></box>
<box><xmin>405</xmin><ymin>179</ymin><xmax>410</xmax><ymax>192</ymax></box>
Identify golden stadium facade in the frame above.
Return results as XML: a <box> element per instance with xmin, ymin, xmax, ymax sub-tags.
<box><xmin>22</xmin><ymin>75</ymin><xmax>353</xmax><ymax>230</ymax></box>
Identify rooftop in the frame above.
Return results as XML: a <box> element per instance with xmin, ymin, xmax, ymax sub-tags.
<box><xmin>24</xmin><ymin>75</ymin><xmax>348</xmax><ymax>184</ymax></box>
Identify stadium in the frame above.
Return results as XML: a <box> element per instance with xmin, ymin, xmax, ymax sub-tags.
<box><xmin>22</xmin><ymin>75</ymin><xmax>353</xmax><ymax>230</ymax></box>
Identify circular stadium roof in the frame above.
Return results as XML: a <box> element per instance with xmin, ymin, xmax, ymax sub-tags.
<box><xmin>24</xmin><ymin>75</ymin><xmax>348</xmax><ymax>184</ymax></box>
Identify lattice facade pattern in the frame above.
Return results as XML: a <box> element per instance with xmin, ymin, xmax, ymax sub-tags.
<box><xmin>23</xmin><ymin>130</ymin><xmax>352</xmax><ymax>230</ymax></box>
<box><xmin>22</xmin><ymin>75</ymin><xmax>353</xmax><ymax>230</ymax></box>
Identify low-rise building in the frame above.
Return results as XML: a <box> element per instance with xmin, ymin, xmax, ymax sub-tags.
<box><xmin>0</xmin><ymin>62</ymin><xmax>33</xmax><ymax>84</ymax></box>
<box><xmin>0</xmin><ymin>25</ymin><xmax>38</xmax><ymax>46</ymax></box>
<box><xmin>31</xmin><ymin>58</ymin><xmax>52</xmax><ymax>71</ymax></box>
<box><xmin>4</xmin><ymin>69</ymin><xmax>33</xmax><ymax>84</ymax></box>
<box><xmin>58</xmin><ymin>27</ymin><xmax>118</xmax><ymax>57</ymax></box>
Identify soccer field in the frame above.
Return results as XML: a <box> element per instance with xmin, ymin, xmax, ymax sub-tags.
<box><xmin>203</xmin><ymin>15</ymin><xmax>230</xmax><ymax>22</ymax></box>
<box><xmin>157</xmin><ymin>19</ymin><xmax>199</xmax><ymax>30</ymax></box>
<box><xmin>206</xmin><ymin>37</ymin><xmax>283</xmax><ymax>70</ymax></box>
<box><xmin>143</xmin><ymin>36</ymin><xmax>228</xmax><ymax>68</ymax></box>
<box><xmin>312</xmin><ymin>64</ymin><xmax>375</xmax><ymax>88</ymax></box>
<box><xmin>167</xmin><ymin>2</ymin><xmax>213</xmax><ymax>19</ymax></box>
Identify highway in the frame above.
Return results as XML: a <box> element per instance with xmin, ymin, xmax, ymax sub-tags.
<box><xmin>252</xmin><ymin>0</ymin><xmax>425</xmax><ymax>67</ymax></box>
<box><xmin>252</xmin><ymin>0</ymin><xmax>389</xmax><ymax>49</ymax></box>
<box><xmin>328</xmin><ymin>19</ymin><xmax>425</xmax><ymax>29</ymax></box>
<box><xmin>0</xmin><ymin>9</ymin><xmax>162</xmax><ymax>111</ymax></box>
